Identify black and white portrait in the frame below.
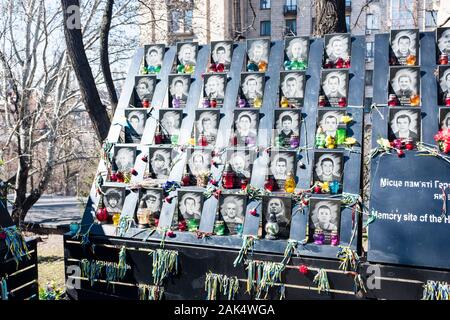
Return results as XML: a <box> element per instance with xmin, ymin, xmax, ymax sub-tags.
<box><xmin>438</xmin><ymin>66</ymin><xmax>450</xmax><ymax>106</ymax></box>
<box><xmin>247</xmin><ymin>38</ymin><xmax>270</xmax><ymax>63</ymax></box>
<box><xmin>233</xmin><ymin>110</ymin><xmax>259</xmax><ymax>146</ymax></box>
<box><xmin>262</xmin><ymin>196</ymin><xmax>292</xmax><ymax>240</ymax></box>
<box><xmin>273</xmin><ymin>110</ymin><xmax>301</xmax><ymax>148</ymax></box>
<box><xmin>390</xmin><ymin>29</ymin><xmax>418</xmax><ymax>65</ymax></box>
<box><xmin>134</xmin><ymin>76</ymin><xmax>156</xmax><ymax>107</ymax></box>
<box><xmin>125</xmin><ymin>109</ymin><xmax>147</xmax><ymax>143</ymax></box>
<box><xmin>437</xmin><ymin>28</ymin><xmax>450</xmax><ymax>56</ymax></box>
<box><xmin>148</xmin><ymin>147</ymin><xmax>172</xmax><ymax>179</ymax></box>
<box><xmin>280</xmin><ymin>71</ymin><xmax>305</xmax><ymax>107</ymax></box>
<box><xmin>211</xmin><ymin>41</ymin><xmax>233</xmax><ymax>69</ymax></box>
<box><xmin>144</xmin><ymin>44</ymin><xmax>165</xmax><ymax>67</ymax></box>
<box><xmin>313</xmin><ymin>151</ymin><xmax>343</xmax><ymax>184</ymax></box>
<box><xmin>195</xmin><ymin>110</ymin><xmax>220</xmax><ymax>147</ymax></box>
<box><xmin>240</xmin><ymin>73</ymin><xmax>265</xmax><ymax>107</ymax></box>
<box><xmin>113</xmin><ymin>145</ymin><xmax>136</xmax><ymax>173</ymax></box>
<box><xmin>389</xmin><ymin>67</ymin><xmax>420</xmax><ymax>106</ymax></box>
<box><xmin>102</xmin><ymin>186</ymin><xmax>125</xmax><ymax>213</ymax></box>
<box><xmin>225</xmin><ymin>148</ymin><xmax>256</xmax><ymax>179</ymax></box>
<box><xmin>317</xmin><ymin>109</ymin><xmax>346</xmax><ymax>139</ymax></box>
<box><xmin>324</xmin><ymin>33</ymin><xmax>351</xmax><ymax>63</ymax></box>
<box><xmin>186</xmin><ymin>148</ymin><xmax>212</xmax><ymax>176</ymax></box>
<box><xmin>177</xmin><ymin>42</ymin><xmax>198</xmax><ymax>66</ymax></box>
<box><xmin>169</xmin><ymin>75</ymin><xmax>191</xmax><ymax>108</ymax></box>
<box><xmin>218</xmin><ymin>194</ymin><xmax>246</xmax><ymax>226</ymax></box>
<box><xmin>285</xmin><ymin>36</ymin><xmax>309</xmax><ymax>62</ymax></box>
<box><xmin>139</xmin><ymin>188</ymin><xmax>163</xmax><ymax>220</ymax></box>
<box><xmin>440</xmin><ymin>108</ymin><xmax>450</xmax><ymax>130</ymax></box>
<box><xmin>178</xmin><ymin>190</ymin><xmax>204</xmax><ymax>221</ymax></box>
<box><xmin>159</xmin><ymin>109</ymin><xmax>182</xmax><ymax>143</ymax></box>
<box><xmin>203</xmin><ymin>73</ymin><xmax>227</xmax><ymax>105</ymax></box>
<box><xmin>309</xmin><ymin>198</ymin><xmax>341</xmax><ymax>245</ymax></box>
<box><xmin>321</xmin><ymin>69</ymin><xmax>348</xmax><ymax>106</ymax></box>
<box><xmin>269</xmin><ymin>150</ymin><xmax>297</xmax><ymax>185</ymax></box>
<box><xmin>388</xmin><ymin>108</ymin><xmax>421</xmax><ymax>142</ymax></box>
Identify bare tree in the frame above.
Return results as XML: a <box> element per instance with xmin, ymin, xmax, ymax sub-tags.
<box><xmin>314</xmin><ymin>0</ymin><xmax>347</xmax><ymax>36</ymax></box>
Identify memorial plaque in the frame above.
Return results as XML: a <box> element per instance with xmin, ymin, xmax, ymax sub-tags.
<box><xmin>389</xmin><ymin>66</ymin><xmax>420</xmax><ymax>106</ymax></box>
<box><xmin>148</xmin><ymin>146</ymin><xmax>172</xmax><ymax>180</ymax></box>
<box><xmin>158</xmin><ymin>109</ymin><xmax>183</xmax><ymax>144</ymax></box>
<box><xmin>102</xmin><ymin>184</ymin><xmax>126</xmax><ymax>214</ymax></box>
<box><xmin>113</xmin><ymin>145</ymin><xmax>136</xmax><ymax>173</ymax></box>
<box><xmin>186</xmin><ymin>147</ymin><xmax>212</xmax><ymax>177</ymax></box>
<box><xmin>273</xmin><ymin>109</ymin><xmax>302</xmax><ymax>148</ymax></box>
<box><xmin>144</xmin><ymin>44</ymin><xmax>165</xmax><ymax>69</ymax></box>
<box><xmin>134</xmin><ymin>75</ymin><xmax>156</xmax><ymax>107</ymax></box>
<box><xmin>203</xmin><ymin>73</ymin><xmax>227</xmax><ymax>106</ymax></box>
<box><xmin>246</xmin><ymin>38</ymin><xmax>271</xmax><ymax>64</ymax></box>
<box><xmin>233</xmin><ymin>109</ymin><xmax>260</xmax><ymax>147</ymax></box>
<box><xmin>268</xmin><ymin>149</ymin><xmax>297</xmax><ymax>190</ymax></box>
<box><xmin>439</xmin><ymin>107</ymin><xmax>450</xmax><ymax>129</ymax></box>
<box><xmin>136</xmin><ymin>188</ymin><xmax>163</xmax><ymax>227</ymax></box>
<box><xmin>279</xmin><ymin>71</ymin><xmax>305</xmax><ymax>107</ymax></box>
<box><xmin>316</xmin><ymin>108</ymin><xmax>346</xmax><ymax>139</ymax></box>
<box><xmin>225</xmin><ymin>148</ymin><xmax>256</xmax><ymax>181</ymax></box>
<box><xmin>124</xmin><ymin>108</ymin><xmax>147</xmax><ymax>143</ymax></box>
<box><xmin>320</xmin><ymin>69</ymin><xmax>349</xmax><ymax>107</ymax></box>
<box><xmin>284</xmin><ymin>36</ymin><xmax>310</xmax><ymax>63</ymax></box>
<box><xmin>262</xmin><ymin>195</ymin><xmax>292</xmax><ymax>240</ymax></box>
<box><xmin>177</xmin><ymin>189</ymin><xmax>204</xmax><ymax>221</ymax></box>
<box><xmin>217</xmin><ymin>193</ymin><xmax>247</xmax><ymax>234</ymax></box>
<box><xmin>210</xmin><ymin>41</ymin><xmax>233</xmax><ymax>70</ymax></box>
<box><xmin>176</xmin><ymin>42</ymin><xmax>198</xmax><ymax>67</ymax></box>
<box><xmin>324</xmin><ymin>33</ymin><xmax>351</xmax><ymax>65</ymax></box>
<box><xmin>388</xmin><ymin>107</ymin><xmax>421</xmax><ymax>142</ymax></box>
<box><xmin>168</xmin><ymin>74</ymin><xmax>192</xmax><ymax>108</ymax></box>
<box><xmin>308</xmin><ymin>197</ymin><xmax>341</xmax><ymax>245</ymax></box>
<box><xmin>438</xmin><ymin>66</ymin><xmax>450</xmax><ymax>106</ymax></box>
<box><xmin>194</xmin><ymin>109</ymin><xmax>220</xmax><ymax>147</ymax></box>
<box><xmin>390</xmin><ymin>29</ymin><xmax>419</xmax><ymax>65</ymax></box>
<box><xmin>436</xmin><ymin>27</ymin><xmax>450</xmax><ymax>56</ymax></box>
<box><xmin>239</xmin><ymin>72</ymin><xmax>265</xmax><ymax>107</ymax></box>
<box><xmin>312</xmin><ymin>150</ymin><xmax>344</xmax><ymax>186</ymax></box>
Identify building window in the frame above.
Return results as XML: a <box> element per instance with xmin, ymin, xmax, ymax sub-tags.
<box><xmin>345</xmin><ymin>15</ymin><xmax>351</xmax><ymax>32</ymax></box>
<box><xmin>390</xmin><ymin>0</ymin><xmax>415</xmax><ymax>29</ymax></box>
<box><xmin>366</xmin><ymin>42</ymin><xmax>374</xmax><ymax>59</ymax></box>
<box><xmin>285</xmin><ymin>19</ymin><xmax>297</xmax><ymax>36</ymax></box>
<box><xmin>425</xmin><ymin>10</ymin><xmax>437</xmax><ymax>28</ymax></box>
<box><xmin>260</xmin><ymin>21</ymin><xmax>271</xmax><ymax>36</ymax></box>
<box><xmin>345</xmin><ymin>0</ymin><xmax>351</xmax><ymax>7</ymax></box>
<box><xmin>260</xmin><ymin>0</ymin><xmax>270</xmax><ymax>9</ymax></box>
<box><xmin>286</xmin><ymin>0</ymin><xmax>295</xmax><ymax>5</ymax></box>
<box><xmin>170</xmin><ymin>9</ymin><xmax>193</xmax><ymax>33</ymax></box>
<box><xmin>365</xmin><ymin>70</ymin><xmax>374</xmax><ymax>86</ymax></box>
<box><xmin>366</xmin><ymin>13</ymin><xmax>379</xmax><ymax>31</ymax></box>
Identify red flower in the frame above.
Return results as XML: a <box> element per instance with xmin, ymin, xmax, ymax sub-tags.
<box><xmin>298</xmin><ymin>264</ymin><xmax>309</xmax><ymax>275</ymax></box>
<box><xmin>165</xmin><ymin>196</ymin><xmax>173</xmax><ymax>203</ymax></box>
<box><xmin>0</xmin><ymin>232</ymin><xmax>6</xmax><ymax>240</ymax></box>
<box><xmin>249</xmin><ymin>209</ymin><xmax>258</xmax><ymax>216</ymax></box>
<box><xmin>166</xmin><ymin>230</ymin><xmax>175</xmax><ymax>238</ymax></box>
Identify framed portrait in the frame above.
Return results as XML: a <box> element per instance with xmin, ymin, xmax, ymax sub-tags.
<box><xmin>136</xmin><ymin>188</ymin><xmax>164</xmax><ymax>226</ymax></box>
<box><xmin>280</xmin><ymin>71</ymin><xmax>305</xmax><ymax>107</ymax></box>
<box><xmin>203</xmin><ymin>73</ymin><xmax>227</xmax><ymax>105</ymax></box>
<box><xmin>389</xmin><ymin>66</ymin><xmax>420</xmax><ymax>106</ymax></box>
<box><xmin>388</xmin><ymin>107</ymin><xmax>421</xmax><ymax>142</ymax></box>
<box><xmin>321</xmin><ymin>69</ymin><xmax>349</xmax><ymax>107</ymax></box>
<box><xmin>324</xmin><ymin>33</ymin><xmax>351</xmax><ymax>65</ymax></box>
<box><xmin>186</xmin><ymin>148</ymin><xmax>212</xmax><ymax>176</ymax></box>
<box><xmin>284</xmin><ymin>36</ymin><xmax>309</xmax><ymax>63</ymax></box>
<box><xmin>113</xmin><ymin>145</ymin><xmax>136</xmax><ymax>173</ymax></box>
<box><xmin>144</xmin><ymin>44</ymin><xmax>165</xmax><ymax>68</ymax></box>
<box><xmin>390</xmin><ymin>29</ymin><xmax>419</xmax><ymax>65</ymax></box>
<box><xmin>176</xmin><ymin>42</ymin><xmax>198</xmax><ymax>66</ymax></box>
<box><xmin>233</xmin><ymin>109</ymin><xmax>260</xmax><ymax>147</ymax></box>
<box><xmin>217</xmin><ymin>193</ymin><xmax>247</xmax><ymax>234</ymax></box>
<box><xmin>225</xmin><ymin>148</ymin><xmax>256</xmax><ymax>180</ymax></box>
<box><xmin>312</xmin><ymin>150</ymin><xmax>344</xmax><ymax>185</ymax></box>
<box><xmin>273</xmin><ymin>109</ymin><xmax>302</xmax><ymax>148</ymax></box>
<box><xmin>437</xmin><ymin>27</ymin><xmax>450</xmax><ymax>56</ymax></box>
<box><xmin>195</xmin><ymin>109</ymin><xmax>220</xmax><ymax>147</ymax></box>
<box><xmin>148</xmin><ymin>147</ymin><xmax>172</xmax><ymax>180</ymax></box>
<box><xmin>317</xmin><ymin>108</ymin><xmax>346</xmax><ymax>139</ymax></box>
<box><xmin>308</xmin><ymin>198</ymin><xmax>341</xmax><ymax>245</ymax></box>
<box><xmin>240</xmin><ymin>72</ymin><xmax>265</xmax><ymax>107</ymax></box>
<box><xmin>158</xmin><ymin>109</ymin><xmax>183</xmax><ymax>144</ymax></box>
<box><xmin>438</xmin><ymin>66</ymin><xmax>450</xmax><ymax>106</ymax></box>
<box><xmin>134</xmin><ymin>75</ymin><xmax>156</xmax><ymax>107</ymax></box>
<box><xmin>262</xmin><ymin>195</ymin><xmax>292</xmax><ymax>240</ymax></box>
<box><xmin>125</xmin><ymin>109</ymin><xmax>147</xmax><ymax>143</ymax></box>
<box><xmin>102</xmin><ymin>185</ymin><xmax>126</xmax><ymax>214</ymax></box>
<box><xmin>269</xmin><ymin>150</ymin><xmax>297</xmax><ymax>190</ymax></box>
<box><xmin>246</xmin><ymin>38</ymin><xmax>271</xmax><ymax>64</ymax></box>
<box><xmin>169</xmin><ymin>74</ymin><xmax>191</xmax><ymax>108</ymax></box>
<box><xmin>211</xmin><ymin>41</ymin><xmax>233</xmax><ymax>70</ymax></box>
<box><xmin>177</xmin><ymin>190</ymin><xmax>204</xmax><ymax>221</ymax></box>
<box><xmin>440</xmin><ymin>107</ymin><xmax>450</xmax><ymax>130</ymax></box>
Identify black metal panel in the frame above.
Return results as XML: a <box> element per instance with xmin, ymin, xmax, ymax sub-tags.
<box><xmin>372</xmin><ymin>34</ymin><xmax>389</xmax><ymax>105</ymax></box>
<box><xmin>348</xmin><ymin>36</ymin><xmax>366</xmax><ymax>106</ymax></box>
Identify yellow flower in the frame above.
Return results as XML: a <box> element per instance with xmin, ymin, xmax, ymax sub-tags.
<box><xmin>377</xmin><ymin>138</ymin><xmax>391</xmax><ymax>149</ymax></box>
<box><xmin>188</xmin><ymin>138</ymin><xmax>196</xmax><ymax>146</ymax></box>
<box><xmin>321</xmin><ymin>182</ymin><xmax>330</xmax><ymax>193</ymax></box>
<box><xmin>344</xmin><ymin>137</ymin><xmax>357</xmax><ymax>145</ymax></box>
<box><xmin>341</xmin><ymin>115</ymin><xmax>353</xmax><ymax>124</ymax></box>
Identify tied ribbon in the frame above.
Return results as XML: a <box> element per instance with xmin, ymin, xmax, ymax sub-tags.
<box><xmin>1</xmin><ymin>226</ymin><xmax>31</xmax><ymax>266</ymax></box>
<box><xmin>138</xmin><ymin>284</ymin><xmax>164</xmax><ymax>300</ymax></box>
<box><xmin>73</xmin><ymin>223</ymin><xmax>95</xmax><ymax>247</ymax></box>
<box><xmin>204</xmin><ymin>272</ymin><xmax>240</xmax><ymax>300</ymax></box>
<box><xmin>313</xmin><ymin>269</ymin><xmax>330</xmax><ymax>294</ymax></box>
<box><xmin>81</xmin><ymin>259</ymin><xmax>104</xmax><ymax>286</ymax></box>
<box><xmin>149</xmin><ymin>249</ymin><xmax>179</xmax><ymax>286</ymax></box>
<box><xmin>1</xmin><ymin>276</ymin><xmax>8</xmax><ymax>300</ymax></box>
<box><xmin>422</xmin><ymin>281</ymin><xmax>450</xmax><ymax>300</ymax></box>
<box><xmin>116</xmin><ymin>216</ymin><xmax>134</xmax><ymax>237</ymax></box>
<box><xmin>281</xmin><ymin>240</ymin><xmax>298</xmax><ymax>265</ymax></box>
<box><xmin>246</xmin><ymin>260</ymin><xmax>285</xmax><ymax>300</ymax></box>
<box><xmin>337</xmin><ymin>246</ymin><xmax>360</xmax><ymax>272</ymax></box>
<box><xmin>233</xmin><ymin>235</ymin><xmax>255</xmax><ymax>267</ymax></box>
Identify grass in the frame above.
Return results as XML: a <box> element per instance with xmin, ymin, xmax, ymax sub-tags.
<box><xmin>35</xmin><ymin>234</ymin><xmax>66</xmax><ymax>291</ymax></box>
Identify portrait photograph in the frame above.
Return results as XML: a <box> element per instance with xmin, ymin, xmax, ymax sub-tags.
<box><xmin>324</xmin><ymin>33</ymin><xmax>351</xmax><ymax>64</ymax></box>
<box><xmin>312</xmin><ymin>151</ymin><xmax>344</xmax><ymax>185</ymax></box>
<box><xmin>269</xmin><ymin>150</ymin><xmax>297</xmax><ymax>189</ymax></box>
<box><xmin>273</xmin><ymin>109</ymin><xmax>302</xmax><ymax>148</ymax></box>
<box><xmin>440</xmin><ymin>107</ymin><xmax>450</xmax><ymax>130</ymax></box>
<box><xmin>134</xmin><ymin>75</ymin><xmax>156</xmax><ymax>107</ymax></box>
<box><xmin>211</xmin><ymin>41</ymin><xmax>233</xmax><ymax>69</ymax></box>
<box><xmin>308</xmin><ymin>198</ymin><xmax>341</xmax><ymax>245</ymax></box>
<box><xmin>225</xmin><ymin>148</ymin><xmax>256</xmax><ymax>180</ymax></box>
<box><xmin>144</xmin><ymin>44</ymin><xmax>165</xmax><ymax>68</ymax></box>
<box><xmin>177</xmin><ymin>190</ymin><xmax>204</xmax><ymax>221</ymax></box>
<box><xmin>389</xmin><ymin>66</ymin><xmax>420</xmax><ymax>106</ymax></box>
<box><xmin>102</xmin><ymin>185</ymin><xmax>126</xmax><ymax>214</ymax></box>
<box><xmin>113</xmin><ymin>145</ymin><xmax>136</xmax><ymax>173</ymax></box>
<box><xmin>203</xmin><ymin>73</ymin><xmax>227</xmax><ymax>105</ymax></box>
<box><xmin>138</xmin><ymin>188</ymin><xmax>163</xmax><ymax>224</ymax></box>
<box><xmin>262</xmin><ymin>195</ymin><xmax>292</xmax><ymax>240</ymax></box>
<box><xmin>285</xmin><ymin>36</ymin><xmax>309</xmax><ymax>62</ymax></box>
<box><xmin>218</xmin><ymin>193</ymin><xmax>247</xmax><ymax>233</ymax></box>
<box><xmin>437</xmin><ymin>27</ymin><xmax>450</xmax><ymax>56</ymax></box>
<box><xmin>169</xmin><ymin>74</ymin><xmax>191</xmax><ymax>108</ymax></box>
<box><xmin>148</xmin><ymin>147</ymin><xmax>172</xmax><ymax>180</ymax></box>
<box><xmin>240</xmin><ymin>72</ymin><xmax>265</xmax><ymax>107</ymax></box>
<box><xmin>176</xmin><ymin>42</ymin><xmax>198</xmax><ymax>66</ymax></box>
<box><xmin>280</xmin><ymin>71</ymin><xmax>305</xmax><ymax>107</ymax></box>
<box><xmin>158</xmin><ymin>109</ymin><xmax>183</xmax><ymax>143</ymax></box>
<box><xmin>233</xmin><ymin>109</ymin><xmax>260</xmax><ymax>147</ymax></box>
<box><xmin>195</xmin><ymin>109</ymin><xmax>220</xmax><ymax>147</ymax></box>
<box><xmin>317</xmin><ymin>109</ymin><xmax>346</xmax><ymax>139</ymax></box>
<box><xmin>186</xmin><ymin>148</ymin><xmax>212</xmax><ymax>176</ymax></box>
<box><xmin>125</xmin><ymin>109</ymin><xmax>147</xmax><ymax>143</ymax></box>
<box><xmin>390</xmin><ymin>29</ymin><xmax>419</xmax><ymax>65</ymax></box>
<box><xmin>246</xmin><ymin>38</ymin><xmax>271</xmax><ymax>64</ymax></box>
<box><xmin>388</xmin><ymin>108</ymin><xmax>421</xmax><ymax>142</ymax></box>
<box><xmin>438</xmin><ymin>66</ymin><xmax>450</xmax><ymax>106</ymax></box>
<box><xmin>321</xmin><ymin>69</ymin><xmax>348</xmax><ymax>106</ymax></box>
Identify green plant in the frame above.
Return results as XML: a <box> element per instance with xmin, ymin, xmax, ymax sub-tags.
<box><xmin>39</xmin><ymin>282</ymin><xmax>64</xmax><ymax>300</ymax></box>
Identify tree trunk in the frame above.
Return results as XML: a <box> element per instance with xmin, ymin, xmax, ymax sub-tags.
<box><xmin>100</xmin><ymin>0</ymin><xmax>119</xmax><ymax>113</ymax></box>
<box><xmin>314</xmin><ymin>0</ymin><xmax>347</xmax><ymax>37</ymax></box>
<box><xmin>61</xmin><ymin>0</ymin><xmax>111</xmax><ymax>142</ymax></box>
